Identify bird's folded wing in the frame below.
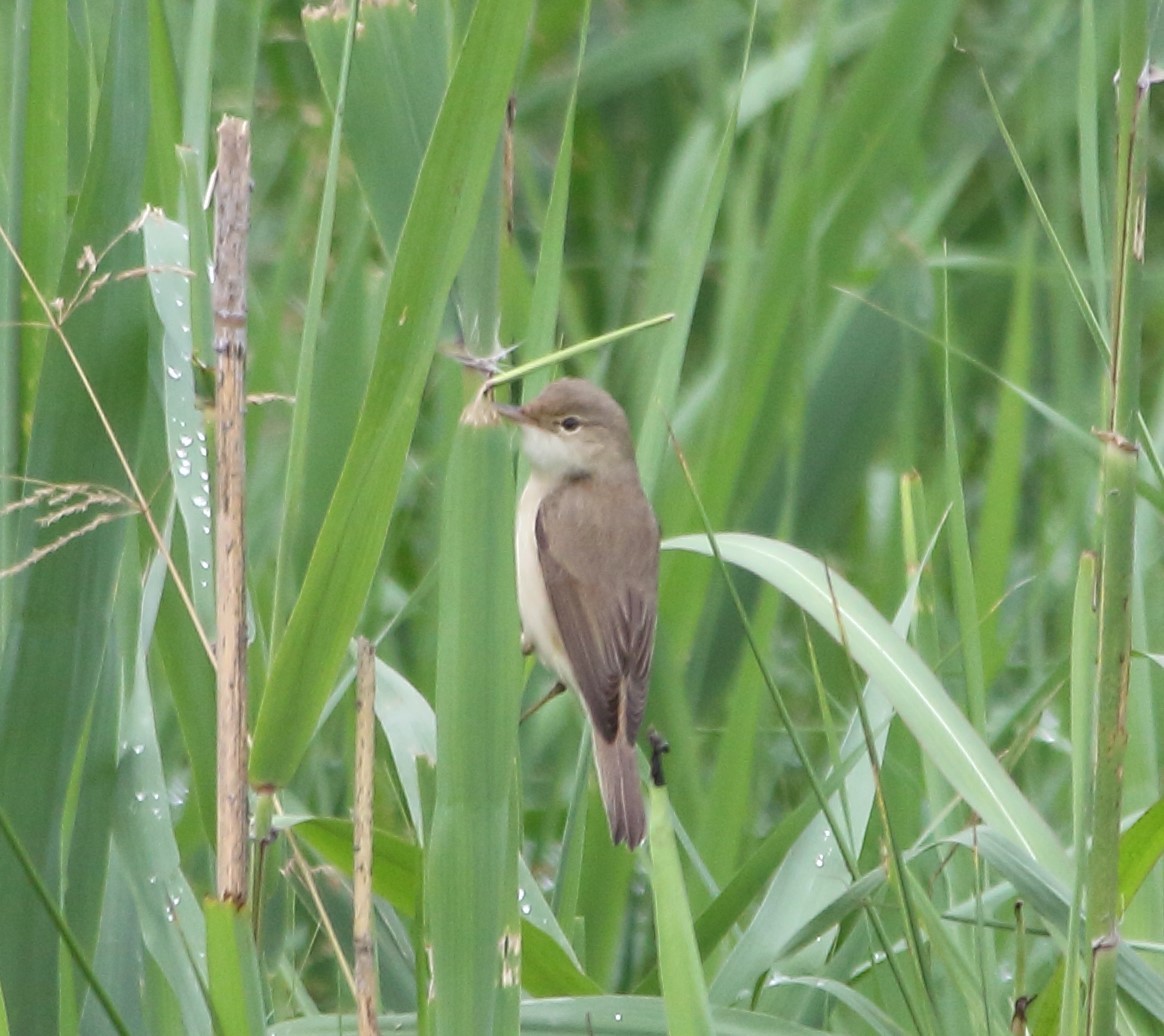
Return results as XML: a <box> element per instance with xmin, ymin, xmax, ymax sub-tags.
<box><xmin>535</xmin><ymin>477</ymin><xmax>658</xmax><ymax>744</ymax></box>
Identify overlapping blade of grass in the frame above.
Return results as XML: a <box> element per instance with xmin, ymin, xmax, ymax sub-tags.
<box><xmin>113</xmin><ymin>553</ymin><xmax>209</xmax><ymax>1033</ymax></box>
<box><xmin>250</xmin><ymin>0</ymin><xmax>534</xmax><ymax>788</ymax></box>
<box><xmin>665</xmin><ymin>534</ymin><xmax>1068</xmax><ymax>882</ymax></box>
<box><xmin>0</xmin><ymin>0</ymin><xmax>151</xmax><ymax>1028</ymax></box>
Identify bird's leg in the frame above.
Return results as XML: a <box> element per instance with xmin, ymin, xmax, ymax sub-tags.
<box><xmin>520</xmin><ymin>681</ymin><xmax>566</xmax><ymax>724</ymax></box>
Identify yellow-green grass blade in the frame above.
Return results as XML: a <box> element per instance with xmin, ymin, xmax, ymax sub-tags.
<box><xmin>205</xmin><ymin>899</ymin><xmax>266</xmax><ymax>1036</ymax></box>
<box><xmin>251</xmin><ymin>0</ymin><xmax>534</xmax><ymax>788</ymax></box>
<box><xmin>0</xmin><ymin>0</ymin><xmax>151</xmax><ymax>1028</ymax></box>
<box><xmin>665</xmin><ymin>534</ymin><xmax>1068</xmax><ymax>884</ymax></box>
<box><xmin>648</xmin><ymin>779</ymin><xmax>713</xmax><ymax>1036</ymax></box>
<box><xmin>292</xmin><ymin>817</ymin><xmax>422</xmax><ymax>917</ymax></box>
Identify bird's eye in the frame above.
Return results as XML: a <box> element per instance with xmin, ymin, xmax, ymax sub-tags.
<box><xmin>560</xmin><ymin>416</ymin><xmax>581</xmax><ymax>432</ymax></box>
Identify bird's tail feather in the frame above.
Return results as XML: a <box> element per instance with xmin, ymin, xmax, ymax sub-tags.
<box><xmin>593</xmin><ymin>736</ymin><xmax>645</xmax><ymax>849</ymax></box>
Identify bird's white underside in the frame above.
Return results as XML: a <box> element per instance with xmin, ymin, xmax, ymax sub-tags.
<box><xmin>514</xmin><ymin>469</ymin><xmax>578</xmax><ymax>689</ymax></box>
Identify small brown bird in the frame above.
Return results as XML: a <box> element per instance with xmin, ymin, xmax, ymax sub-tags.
<box><xmin>496</xmin><ymin>379</ymin><xmax>659</xmax><ymax>848</ymax></box>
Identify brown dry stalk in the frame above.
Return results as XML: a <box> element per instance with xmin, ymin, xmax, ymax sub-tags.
<box><xmin>354</xmin><ymin>637</ymin><xmax>380</xmax><ymax>1035</ymax></box>
<box><xmin>213</xmin><ymin>116</ymin><xmax>252</xmax><ymax>908</ymax></box>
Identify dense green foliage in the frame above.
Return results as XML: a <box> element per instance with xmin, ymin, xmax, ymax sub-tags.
<box><xmin>0</xmin><ymin>0</ymin><xmax>1162</xmax><ymax>1033</ymax></box>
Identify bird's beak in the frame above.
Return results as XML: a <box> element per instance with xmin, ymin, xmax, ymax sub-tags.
<box><xmin>493</xmin><ymin>402</ymin><xmax>532</xmax><ymax>426</ymax></box>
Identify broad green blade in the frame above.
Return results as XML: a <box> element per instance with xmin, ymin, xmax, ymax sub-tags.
<box><xmin>708</xmin><ymin>537</ymin><xmax>923</xmax><ymax>1003</ymax></box>
<box><xmin>424</xmin><ymin>423</ymin><xmax>522</xmax><ymax>1035</ymax></box>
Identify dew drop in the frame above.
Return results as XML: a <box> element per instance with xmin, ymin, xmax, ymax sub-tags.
<box><xmin>166</xmin><ymin>365</ymin><xmax>182</xmax><ymax>380</ymax></box>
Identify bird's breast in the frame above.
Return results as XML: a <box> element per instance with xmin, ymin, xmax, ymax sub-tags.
<box><xmin>515</xmin><ymin>475</ymin><xmax>576</xmax><ymax>688</ymax></box>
